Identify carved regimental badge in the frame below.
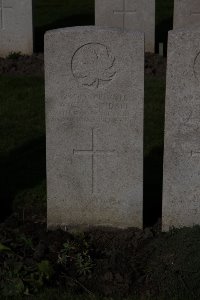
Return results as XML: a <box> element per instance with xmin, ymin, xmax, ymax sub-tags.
<box><xmin>71</xmin><ymin>43</ymin><xmax>116</xmax><ymax>89</ymax></box>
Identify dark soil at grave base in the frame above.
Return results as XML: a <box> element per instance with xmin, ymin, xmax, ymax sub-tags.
<box><xmin>0</xmin><ymin>54</ymin><xmax>44</xmax><ymax>77</ymax></box>
<box><xmin>2</xmin><ymin>210</ymin><xmax>200</xmax><ymax>299</ymax></box>
<box><xmin>0</xmin><ymin>53</ymin><xmax>166</xmax><ymax>78</ymax></box>
<box><xmin>0</xmin><ymin>211</ymin><xmax>158</xmax><ymax>298</ymax></box>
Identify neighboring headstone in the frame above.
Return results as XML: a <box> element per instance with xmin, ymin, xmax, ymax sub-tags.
<box><xmin>45</xmin><ymin>26</ymin><xmax>144</xmax><ymax>229</ymax></box>
<box><xmin>0</xmin><ymin>0</ymin><xmax>33</xmax><ymax>57</ymax></box>
<box><xmin>163</xmin><ymin>28</ymin><xmax>200</xmax><ymax>231</ymax></box>
<box><xmin>174</xmin><ymin>0</ymin><xmax>200</xmax><ymax>29</ymax></box>
<box><xmin>95</xmin><ymin>0</ymin><xmax>155</xmax><ymax>53</ymax></box>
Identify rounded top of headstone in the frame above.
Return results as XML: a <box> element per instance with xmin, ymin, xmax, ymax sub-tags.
<box><xmin>44</xmin><ymin>26</ymin><xmax>144</xmax><ymax>40</ymax></box>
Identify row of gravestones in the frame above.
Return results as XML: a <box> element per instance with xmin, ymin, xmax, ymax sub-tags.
<box><xmin>1</xmin><ymin>0</ymin><xmax>200</xmax><ymax>231</ymax></box>
<box><xmin>45</xmin><ymin>30</ymin><xmax>200</xmax><ymax>232</ymax></box>
<box><xmin>1</xmin><ymin>0</ymin><xmax>200</xmax><ymax>56</ymax></box>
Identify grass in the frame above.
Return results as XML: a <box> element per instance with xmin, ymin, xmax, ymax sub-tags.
<box><xmin>34</xmin><ymin>0</ymin><xmax>94</xmax><ymax>28</ymax></box>
<box><xmin>0</xmin><ymin>76</ymin><xmax>46</xmax><ymax>220</ymax></box>
<box><xmin>0</xmin><ymin>76</ymin><xmax>45</xmax><ymax>155</ymax></box>
<box><xmin>34</xmin><ymin>0</ymin><xmax>94</xmax><ymax>51</ymax></box>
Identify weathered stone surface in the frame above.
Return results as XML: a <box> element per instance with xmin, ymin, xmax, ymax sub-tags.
<box><xmin>174</xmin><ymin>0</ymin><xmax>200</xmax><ymax>29</ymax></box>
<box><xmin>0</xmin><ymin>0</ymin><xmax>33</xmax><ymax>57</ymax></box>
<box><xmin>95</xmin><ymin>0</ymin><xmax>155</xmax><ymax>53</ymax></box>
<box><xmin>45</xmin><ymin>26</ymin><xmax>144</xmax><ymax>229</ymax></box>
<box><xmin>163</xmin><ymin>28</ymin><xmax>200</xmax><ymax>231</ymax></box>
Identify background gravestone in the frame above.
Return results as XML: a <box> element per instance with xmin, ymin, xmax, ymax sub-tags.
<box><xmin>163</xmin><ymin>28</ymin><xmax>200</xmax><ymax>231</ymax></box>
<box><xmin>0</xmin><ymin>0</ymin><xmax>33</xmax><ymax>57</ymax></box>
<box><xmin>95</xmin><ymin>0</ymin><xmax>155</xmax><ymax>53</ymax></box>
<box><xmin>174</xmin><ymin>0</ymin><xmax>200</xmax><ymax>29</ymax></box>
<box><xmin>45</xmin><ymin>26</ymin><xmax>144</xmax><ymax>229</ymax></box>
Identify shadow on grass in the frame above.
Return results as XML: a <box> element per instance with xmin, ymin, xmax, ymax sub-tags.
<box><xmin>34</xmin><ymin>14</ymin><xmax>94</xmax><ymax>52</ymax></box>
<box><xmin>0</xmin><ymin>136</ymin><xmax>46</xmax><ymax>222</ymax></box>
<box><xmin>143</xmin><ymin>146</ymin><xmax>164</xmax><ymax>228</ymax></box>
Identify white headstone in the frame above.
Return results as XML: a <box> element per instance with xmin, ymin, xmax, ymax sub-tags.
<box><xmin>95</xmin><ymin>0</ymin><xmax>155</xmax><ymax>53</ymax></box>
<box><xmin>45</xmin><ymin>26</ymin><xmax>144</xmax><ymax>229</ymax></box>
<box><xmin>163</xmin><ymin>28</ymin><xmax>200</xmax><ymax>231</ymax></box>
<box><xmin>174</xmin><ymin>0</ymin><xmax>200</xmax><ymax>29</ymax></box>
<box><xmin>0</xmin><ymin>0</ymin><xmax>33</xmax><ymax>57</ymax></box>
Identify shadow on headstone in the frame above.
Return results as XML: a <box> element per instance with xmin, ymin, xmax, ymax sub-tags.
<box><xmin>34</xmin><ymin>14</ymin><xmax>94</xmax><ymax>53</ymax></box>
<box><xmin>0</xmin><ymin>136</ymin><xmax>46</xmax><ymax>222</ymax></box>
<box><xmin>143</xmin><ymin>146</ymin><xmax>163</xmax><ymax>228</ymax></box>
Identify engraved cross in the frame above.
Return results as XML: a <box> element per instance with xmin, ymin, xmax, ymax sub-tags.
<box><xmin>0</xmin><ymin>0</ymin><xmax>13</xmax><ymax>29</ymax></box>
<box><xmin>73</xmin><ymin>128</ymin><xmax>115</xmax><ymax>194</ymax></box>
<box><xmin>113</xmin><ymin>0</ymin><xmax>136</xmax><ymax>30</ymax></box>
